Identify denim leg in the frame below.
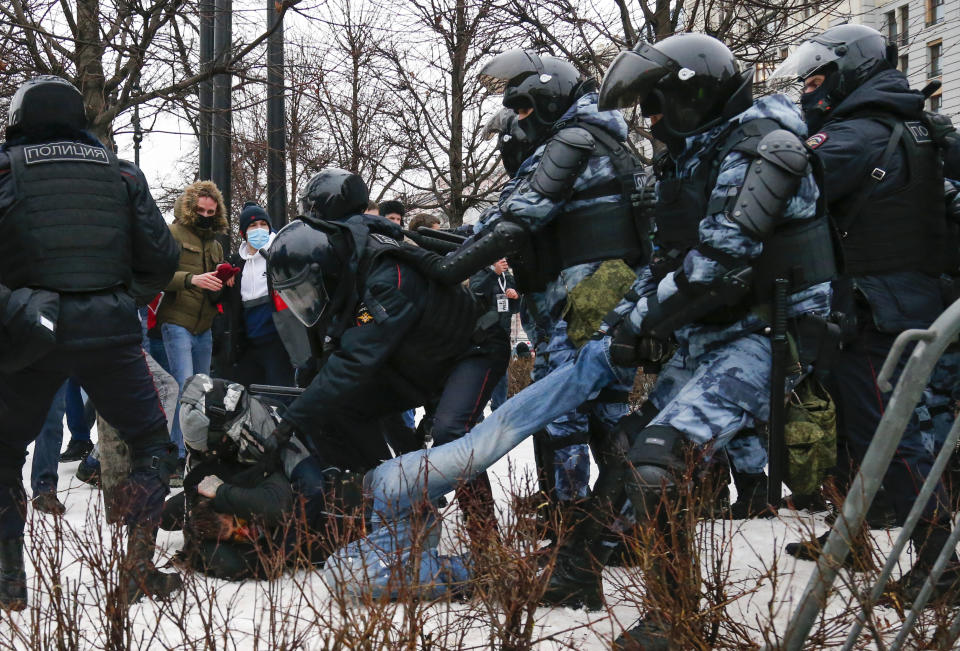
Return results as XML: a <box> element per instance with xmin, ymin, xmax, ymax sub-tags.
<box><xmin>162</xmin><ymin>323</ymin><xmax>196</xmax><ymax>458</ymax></box>
<box><xmin>64</xmin><ymin>377</ymin><xmax>90</xmax><ymax>442</ymax></box>
<box><xmin>365</xmin><ymin>336</ymin><xmax>633</xmax><ymax>519</ymax></box>
<box><xmin>148</xmin><ymin>336</ymin><xmax>172</xmax><ymax>375</ymax></box>
<box><xmin>192</xmin><ymin>329</ymin><xmax>213</xmax><ymax>377</ymax></box>
<box><xmin>324</xmin><ymin>510</ymin><xmax>471</xmax><ymax>600</ymax></box>
<box><xmin>543</xmin><ymin>320</ymin><xmax>591</xmax><ymax>500</ymax></box>
<box><xmin>338</xmin><ymin>338</ymin><xmax>633</xmax><ymax>598</ymax></box>
<box><xmin>489</xmin><ymin>374</ymin><xmax>508</xmax><ymax>411</ymax></box>
<box><xmin>30</xmin><ymin>382</ymin><xmax>68</xmax><ymax>496</ymax></box>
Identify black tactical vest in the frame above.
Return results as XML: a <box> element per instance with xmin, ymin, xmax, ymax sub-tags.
<box><xmin>508</xmin><ymin>124</ymin><xmax>651</xmax><ymax>293</ymax></box>
<box><xmin>651</xmin><ymin>119</ymin><xmax>835</xmax><ymax>297</ymax></box>
<box><xmin>1</xmin><ymin>141</ymin><xmax>132</xmax><ymax>292</ymax></box>
<box><xmin>831</xmin><ymin>114</ymin><xmax>948</xmax><ymax>275</ymax></box>
<box><xmin>354</xmin><ymin>233</ymin><xmax>485</xmax><ymax>398</ymax></box>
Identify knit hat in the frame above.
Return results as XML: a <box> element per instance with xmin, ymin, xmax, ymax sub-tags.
<box><xmin>378</xmin><ymin>199</ymin><xmax>406</xmax><ymax>219</ymax></box>
<box><xmin>238</xmin><ymin>201</ymin><xmax>272</xmax><ymax>238</ymax></box>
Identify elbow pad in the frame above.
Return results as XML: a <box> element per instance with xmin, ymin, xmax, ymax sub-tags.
<box><xmin>726</xmin><ymin>130</ymin><xmax>808</xmax><ymax>239</ymax></box>
<box><xmin>434</xmin><ymin>220</ymin><xmax>528</xmax><ymax>284</ymax></box>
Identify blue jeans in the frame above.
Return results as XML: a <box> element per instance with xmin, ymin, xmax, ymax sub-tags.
<box><xmin>324</xmin><ymin>336</ymin><xmax>635</xmax><ymax>599</ymax></box>
<box><xmin>162</xmin><ymin>323</ymin><xmax>213</xmax><ymax>458</ymax></box>
<box><xmin>64</xmin><ymin>378</ymin><xmax>90</xmax><ymax>442</ymax></box>
<box><xmin>31</xmin><ymin>382</ymin><xmax>69</xmax><ymax>496</ymax></box>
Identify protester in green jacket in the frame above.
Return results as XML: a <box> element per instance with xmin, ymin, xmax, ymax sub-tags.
<box><xmin>157</xmin><ymin>180</ymin><xmax>228</xmax><ymax>479</ymax></box>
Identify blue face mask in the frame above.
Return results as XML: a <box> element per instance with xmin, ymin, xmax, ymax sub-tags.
<box><xmin>247</xmin><ymin>227</ymin><xmax>270</xmax><ymax>250</ymax></box>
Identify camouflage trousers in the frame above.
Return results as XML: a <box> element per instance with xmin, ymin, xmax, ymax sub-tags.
<box><xmin>920</xmin><ymin>351</ymin><xmax>960</xmax><ymax>457</ymax></box>
<box><xmin>647</xmin><ymin>333</ymin><xmax>783</xmax><ymax>475</ymax></box>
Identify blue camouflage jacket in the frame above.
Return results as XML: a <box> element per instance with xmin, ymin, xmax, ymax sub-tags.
<box><xmin>477</xmin><ymin>93</ymin><xmax>635</xmax><ymax>324</ymax></box>
<box><xmin>610</xmin><ymin>94</ymin><xmax>832</xmax><ymax>357</ymax></box>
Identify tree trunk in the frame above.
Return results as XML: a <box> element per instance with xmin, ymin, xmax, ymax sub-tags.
<box><xmin>75</xmin><ymin>0</ymin><xmax>110</xmax><ymax>145</ymax></box>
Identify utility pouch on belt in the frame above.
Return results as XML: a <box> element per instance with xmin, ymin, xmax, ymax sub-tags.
<box><xmin>783</xmin><ymin>377</ymin><xmax>837</xmax><ymax>498</ymax></box>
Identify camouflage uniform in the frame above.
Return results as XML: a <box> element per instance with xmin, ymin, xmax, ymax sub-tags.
<box><xmin>625</xmin><ymin>95</ymin><xmax>831</xmax><ymax>472</ymax></box>
<box><xmin>479</xmin><ymin>93</ymin><xmax>638</xmax><ymax>500</ymax></box>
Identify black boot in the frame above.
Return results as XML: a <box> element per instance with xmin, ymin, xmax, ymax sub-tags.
<box><xmin>886</xmin><ymin>521</ymin><xmax>960</xmax><ymax>608</ymax></box>
<box><xmin>122</xmin><ymin>523</ymin><xmax>182</xmax><ymax>604</ymax></box>
<box><xmin>542</xmin><ymin>425</ymin><xmax>632</xmax><ymax>610</ymax></box>
<box><xmin>614</xmin><ymin>617</ymin><xmax>670</xmax><ymax>650</ymax></box>
<box><xmin>785</xmin><ymin>528</ymin><xmax>876</xmax><ymax>572</ymax></box>
<box><xmin>0</xmin><ymin>537</ymin><xmax>27</xmax><ymax>611</ymax></box>
<box><xmin>729</xmin><ymin>470</ymin><xmax>776</xmax><ymax>519</ymax></box>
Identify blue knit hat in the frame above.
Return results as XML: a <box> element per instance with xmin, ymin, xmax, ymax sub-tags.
<box><xmin>238</xmin><ymin>201</ymin><xmax>272</xmax><ymax>238</ymax></box>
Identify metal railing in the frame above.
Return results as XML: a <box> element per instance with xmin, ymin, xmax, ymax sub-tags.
<box><xmin>773</xmin><ymin>298</ymin><xmax>960</xmax><ymax>650</ymax></box>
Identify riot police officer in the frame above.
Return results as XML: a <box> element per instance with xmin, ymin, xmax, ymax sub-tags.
<box><xmin>266</xmin><ymin>169</ymin><xmax>509</xmax><ymax>535</ymax></box>
<box><xmin>464</xmin><ymin>49</ymin><xmax>649</xmax><ymax>523</ymax></box>
<box><xmin>773</xmin><ymin>24</ymin><xmax>960</xmax><ymax>604</ymax></box>
<box><xmin>599</xmin><ymin>33</ymin><xmax>835</xmax><ymax>647</ymax></box>
<box><xmin>0</xmin><ymin>76</ymin><xmax>181</xmax><ymax>608</ymax></box>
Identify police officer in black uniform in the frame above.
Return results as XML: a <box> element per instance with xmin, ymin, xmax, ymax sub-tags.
<box><xmin>0</xmin><ymin>76</ymin><xmax>181</xmax><ymax>609</ymax></box>
<box><xmin>774</xmin><ymin>25</ymin><xmax>960</xmax><ymax>603</ymax></box>
<box><xmin>267</xmin><ymin>169</ymin><xmax>509</xmax><ymax>534</ymax></box>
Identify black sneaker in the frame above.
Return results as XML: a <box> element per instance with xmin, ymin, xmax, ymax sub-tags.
<box><xmin>60</xmin><ymin>439</ymin><xmax>94</xmax><ymax>462</ymax></box>
<box><xmin>32</xmin><ymin>491</ymin><xmax>66</xmax><ymax>516</ymax></box>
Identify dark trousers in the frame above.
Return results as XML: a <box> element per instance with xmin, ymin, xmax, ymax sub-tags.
<box><xmin>428</xmin><ymin>354</ymin><xmax>508</xmax><ymax>446</ymax></box>
<box><xmin>827</xmin><ymin>327</ymin><xmax>948</xmax><ymax>525</ymax></box>
<box><xmin>0</xmin><ymin>343</ymin><xmax>167</xmax><ymax>537</ymax></box>
<box><xmin>227</xmin><ymin>336</ymin><xmax>295</xmax><ymax>387</ymax></box>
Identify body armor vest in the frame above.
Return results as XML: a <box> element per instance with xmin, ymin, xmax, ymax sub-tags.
<box><xmin>508</xmin><ymin>124</ymin><xmax>651</xmax><ymax>293</ymax></box>
<box><xmin>354</xmin><ymin>234</ymin><xmax>485</xmax><ymax>399</ymax></box>
<box><xmin>1</xmin><ymin>142</ymin><xmax>132</xmax><ymax>292</ymax></box>
<box><xmin>831</xmin><ymin>113</ymin><xmax>949</xmax><ymax>275</ymax></box>
<box><xmin>652</xmin><ymin>119</ymin><xmax>835</xmax><ymax>298</ymax></box>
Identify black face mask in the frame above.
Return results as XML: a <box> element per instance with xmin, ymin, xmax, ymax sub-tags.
<box><xmin>651</xmin><ymin>120</ymin><xmax>686</xmax><ymax>158</ymax></box>
<box><xmin>518</xmin><ymin>117</ymin><xmax>551</xmax><ymax>155</ymax></box>
<box><xmin>196</xmin><ymin>216</ymin><xmax>214</xmax><ymax>230</ymax></box>
<box><xmin>800</xmin><ymin>75</ymin><xmax>837</xmax><ymax>134</ymax></box>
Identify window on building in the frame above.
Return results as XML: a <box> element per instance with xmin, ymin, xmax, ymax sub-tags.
<box><xmin>929</xmin><ymin>40</ymin><xmax>942</xmax><ymax>77</ymax></box>
<box><xmin>898</xmin><ymin>5</ymin><xmax>909</xmax><ymax>43</ymax></box>
<box><xmin>885</xmin><ymin>10</ymin><xmax>897</xmax><ymax>42</ymax></box>
<box><xmin>929</xmin><ymin>91</ymin><xmax>942</xmax><ymax>113</ymax></box>
<box><xmin>927</xmin><ymin>0</ymin><xmax>944</xmax><ymax>26</ymax></box>
<box><xmin>899</xmin><ymin>54</ymin><xmax>909</xmax><ymax>76</ymax></box>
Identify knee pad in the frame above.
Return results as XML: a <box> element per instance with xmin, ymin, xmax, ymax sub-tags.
<box><xmin>624</xmin><ymin>425</ymin><xmax>687</xmax><ymax>520</ymax></box>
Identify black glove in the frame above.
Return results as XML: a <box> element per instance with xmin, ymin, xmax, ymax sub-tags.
<box><xmin>609</xmin><ymin>323</ymin><xmax>668</xmax><ymax>369</ymax></box>
<box><xmin>927</xmin><ymin>111</ymin><xmax>957</xmax><ymax>147</ymax></box>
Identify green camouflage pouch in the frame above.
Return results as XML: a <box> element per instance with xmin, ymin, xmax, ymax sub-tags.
<box><xmin>783</xmin><ymin>376</ymin><xmax>837</xmax><ymax>497</ymax></box>
<box><xmin>565</xmin><ymin>259</ymin><xmax>637</xmax><ymax>349</ymax></box>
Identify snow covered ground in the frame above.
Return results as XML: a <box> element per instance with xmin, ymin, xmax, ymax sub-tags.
<box><xmin>2</xmin><ymin>423</ymin><xmax>928</xmax><ymax>649</ymax></box>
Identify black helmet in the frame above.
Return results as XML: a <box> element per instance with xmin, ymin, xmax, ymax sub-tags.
<box><xmin>599</xmin><ymin>34</ymin><xmax>753</xmax><ymax>139</ymax></box>
<box><xmin>6</xmin><ymin>76</ymin><xmax>87</xmax><ymax>140</ymax></box>
<box><xmin>772</xmin><ymin>24</ymin><xmax>892</xmax><ymax>113</ymax></box>
<box><xmin>298</xmin><ymin>168</ymin><xmax>369</xmax><ymax>222</ymax></box>
<box><xmin>483</xmin><ymin>107</ymin><xmax>530</xmax><ymax>177</ymax></box>
<box><xmin>265</xmin><ymin>220</ymin><xmax>343</xmax><ymax>327</ymax></box>
<box><xmin>479</xmin><ymin>50</ymin><xmax>587</xmax><ymax>150</ymax></box>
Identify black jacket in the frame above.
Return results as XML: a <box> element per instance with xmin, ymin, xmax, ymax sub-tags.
<box><xmin>0</xmin><ymin>136</ymin><xmax>179</xmax><ymax>349</ymax></box>
<box><xmin>811</xmin><ymin>70</ymin><xmax>947</xmax><ymax>331</ymax></box>
<box><xmin>469</xmin><ymin>267</ymin><xmax>519</xmax><ymax>332</ymax></box>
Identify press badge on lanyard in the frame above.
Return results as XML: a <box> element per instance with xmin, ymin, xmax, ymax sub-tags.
<box><xmin>495</xmin><ymin>275</ymin><xmax>509</xmax><ymax>313</ymax></box>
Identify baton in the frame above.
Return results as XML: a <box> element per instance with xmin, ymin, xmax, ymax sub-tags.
<box><xmin>767</xmin><ymin>277</ymin><xmax>790</xmax><ymax>505</ymax></box>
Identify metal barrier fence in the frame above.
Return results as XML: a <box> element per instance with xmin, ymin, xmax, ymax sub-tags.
<box><xmin>774</xmin><ymin>298</ymin><xmax>960</xmax><ymax>651</ymax></box>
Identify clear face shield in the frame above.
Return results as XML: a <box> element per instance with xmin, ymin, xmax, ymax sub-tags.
<box><xmin>598</xmin><ymin>45</ymin><xmax>676</xmax><ymax>112</ymax></box>
<box><xmin>478</xmin><ymin>49</ymin><xmax>545</xmax><ymax>94</ymax></box>
<box><xmin>271</xmin><ymin>262</ymin><xmax>329</xmax><ymax>328</ymax></box>
<box><xmin>771</xmin><ymin>39</ymin><xmax>843</xmax><ymax>83</ymax></box>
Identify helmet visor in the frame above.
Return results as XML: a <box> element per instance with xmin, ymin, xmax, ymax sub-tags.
<box><xmin>771</xmin><ymin>40</ymin><xmax>841</xmax><ymax>82</ymax></box>
<box><xmin>479</xmin><ymin>50</ymin><xmax>544</xmax><ymax>94</ymax></box>
<box><xmin>598</xmin><ymin>47</ymin><xmax>675</xmax><ymax>111</ymax></box>
<box><xmin>271</xmin><ymin>262</ymin><xmax>329</xmax><ymax>328</ymax></box>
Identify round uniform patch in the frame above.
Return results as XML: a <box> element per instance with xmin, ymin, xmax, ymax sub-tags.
<box><xmin>806</xmin><ymin>132</ymin><xmax>828</xmax><ymax>149</ymax></box>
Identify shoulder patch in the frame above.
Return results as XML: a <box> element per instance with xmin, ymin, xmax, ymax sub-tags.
<box><xmin>805</xmin><ymin>133</ymin><xmax>828</xmax><ymax>149</ymax></box>
<box><xmin>23</xmin><ymin>141</ymin><xmax>110</xmax><ymax>165</ymax></box>
<box><xmin>355</xmin><ymin>303</ymin><xmax>375</xmax><ymax>326</ymax></box>
<box><xmin>370</xmin><ymin>233</ymin><xmax>400</xmax><ymax>246</ymax></box>
<box><xmin>904</xmin><ymin>121</ymin><xmax>933</xmax><ymax>145</ymax></box>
